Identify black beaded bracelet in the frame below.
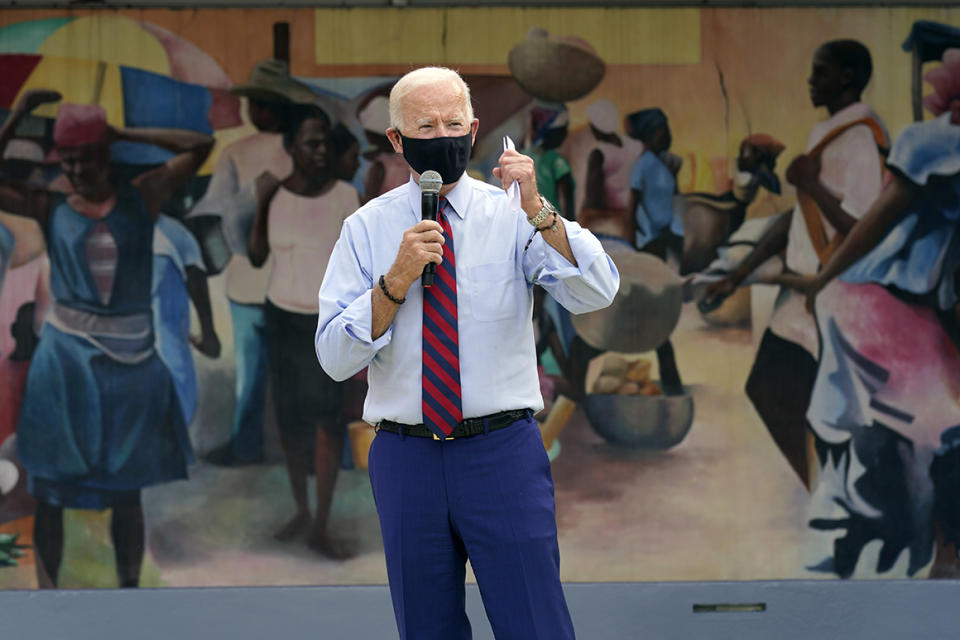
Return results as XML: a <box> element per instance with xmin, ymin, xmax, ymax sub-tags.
<box><xmin>536</xmin><ymin>212</ymin><xmax>560</xmax><ymax>233</ymax></box>
<box><xmin>379</xmin><ymin>274</ymin><xmax>405</xmax><ymax>305</ymax></box>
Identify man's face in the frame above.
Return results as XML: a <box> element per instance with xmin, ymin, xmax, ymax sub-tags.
<box><xmin>387</xmin><ymin>81</ymin><xmax>478</xmax><ymax>150</ymax></box>
<box><xmin>290</xmin><ymin>116</ymin><xmax>331</xmax><ymax>178</ymax></box>
<box><xmin>58</xmin><ymin>143</ymin><xmax>110</xmax><ymax>198</ymax></box>
<box><xmin>808</xmin><ymin>48</ymin><xmax>849</xmax><ymax>108</ymax></box>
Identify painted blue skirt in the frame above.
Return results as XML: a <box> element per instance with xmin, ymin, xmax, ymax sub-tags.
<box><xmin>17</xmin><ymin>323</ymin><xmax>193</xmax><ymax>509</ymax></box>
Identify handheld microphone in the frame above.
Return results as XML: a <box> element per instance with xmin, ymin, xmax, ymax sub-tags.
<box><xmin>419</xmin><ymin>170</ymin><xmax>442</xmax><ymax>287</ymax></box>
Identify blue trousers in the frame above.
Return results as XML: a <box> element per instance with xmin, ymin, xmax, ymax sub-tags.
<box><xmin>368</xmin><ymin>415</ymin><xmax>576</xmax><ymax>640</ymax></box>
<box><xmin>228</xmin><ymin>301</ymin><xmax>268</xmax><ymax>460</ymax></box>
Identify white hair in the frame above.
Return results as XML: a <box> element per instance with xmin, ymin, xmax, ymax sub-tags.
<box><xmin>388</xmin><ymin>66</ymin><xmax>474</xmax><ymax>130</ymax></box>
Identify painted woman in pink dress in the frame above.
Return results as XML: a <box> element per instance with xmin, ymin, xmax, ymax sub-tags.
<box><xmin>781</xmin><ymin>49</ymin><xmax>960</xmax><ymax>578</ymax></box>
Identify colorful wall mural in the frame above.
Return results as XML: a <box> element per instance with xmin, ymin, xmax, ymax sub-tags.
<box><xmin>1</xmin><ymin>5</ymin><xmax>960</xmax><ymax>590</ymax></box>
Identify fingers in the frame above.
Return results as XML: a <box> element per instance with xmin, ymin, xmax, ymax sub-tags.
<box><xmin>409</xmin><ymin>219</ymin><xmax>443</xmax><ymax>234</ymax></box>
<box><xmin>407</xmin><ymin>229</ymin><xmax>445</xmax><ymax>255</ymax></box>
<box><xmin>391</xmin><ymin>222</ymin><xmax>448</xmax><ymax>289</ymax></box>
<box><xmin>497</xmin><ymin>149</ymin><xmax>531</xmax><ymax>177</ymax></box>
<box><xmin>498</xmin><ymin>150</ymin><xmax>542</xmax><ymax>213</ymax></box>
<box><xmin>497</xmin><ymin>149</ymin><xmax>534</xmax><ymax>183</ymax></box>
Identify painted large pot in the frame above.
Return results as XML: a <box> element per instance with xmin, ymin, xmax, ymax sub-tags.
<box><xmin>571</xmin><ymin>243</ymin><xmax>684</xmax><ymax>354</ymax></box>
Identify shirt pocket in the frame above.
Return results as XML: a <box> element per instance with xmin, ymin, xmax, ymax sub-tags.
<box><xmin>468</xmin><ymin>259</ymin><xmax>525</xmax><ymax>322</ymax></box>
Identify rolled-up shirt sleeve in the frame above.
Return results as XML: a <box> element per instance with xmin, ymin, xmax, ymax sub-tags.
<box><xmin>521</xmin><ymin>217</ymin><xmax>620</xmax><ymax>314</ymax></box>
<box><xmin>315</xmin><ymin>221</ymin><xmax>392</xmax><ymax>381</ymax></box>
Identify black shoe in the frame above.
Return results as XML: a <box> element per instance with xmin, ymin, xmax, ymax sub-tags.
<box><xmin>203</xmin><ymin>443</ymin><xmax>263</xmax><ymax>467</ymax></box>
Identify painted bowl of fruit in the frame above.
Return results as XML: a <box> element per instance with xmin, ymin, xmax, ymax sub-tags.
<box><xmin>582</xmin><ymin>354</ymin><xmax>694</xmax><ymax>449</ymax></box>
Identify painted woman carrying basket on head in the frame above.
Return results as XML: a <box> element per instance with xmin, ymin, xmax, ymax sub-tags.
<box><xmin>0</xmin><ymin>89</ymin><xmax>213</xmax><ymax>588</ymax></box>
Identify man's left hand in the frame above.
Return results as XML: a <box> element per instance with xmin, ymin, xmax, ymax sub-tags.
<box><xmin>493</xmin><ymin>149</ymin><xmax>542</xmax><ymax>218</ymax></box>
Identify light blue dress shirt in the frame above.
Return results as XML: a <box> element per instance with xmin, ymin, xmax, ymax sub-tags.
<box><xmin>315</xmin><ymin>175</ymin><xmax>620</xmax><ymax>425</ymax></box>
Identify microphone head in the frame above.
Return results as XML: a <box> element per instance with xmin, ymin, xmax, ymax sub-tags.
<box><xmin>420</xmin><ymin>170</ymin><xmax>442</xmax><ymax>194</ymax></box>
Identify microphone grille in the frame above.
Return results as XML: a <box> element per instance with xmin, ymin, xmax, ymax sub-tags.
<box><xmin>420</xmin><ymin>170</ymin><xmax>442</xmax><ymax>194</ymax></box>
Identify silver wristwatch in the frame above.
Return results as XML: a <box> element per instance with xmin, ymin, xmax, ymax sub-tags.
<box><xmin>527</xmin><ymin>196</ymin><xmax>558</xmax><ymax>228</ymax></box>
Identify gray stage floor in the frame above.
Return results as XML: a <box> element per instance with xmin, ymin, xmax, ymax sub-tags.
<box><xmin>2</xmin><ymin>580</ymin><xmax>958</xmax><ymax>639</ymax></box>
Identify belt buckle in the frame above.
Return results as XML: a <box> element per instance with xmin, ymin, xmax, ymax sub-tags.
<box><xmin>432</xmin><ymin>432</ymin><xmax>455</xmax><ymax>441</ymax></box>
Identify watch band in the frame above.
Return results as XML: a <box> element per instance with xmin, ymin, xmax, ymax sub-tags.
<box><xmin>527</xmin><ymin>196</ymin><xmax>557</xmax><ymax>227</ymax></box>
<box><xmin>536</xmin><ymin>212</ymin><xmax>560</xmax><ymax>233</ymax></box>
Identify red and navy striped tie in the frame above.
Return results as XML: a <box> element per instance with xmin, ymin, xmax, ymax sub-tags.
<box><xmin>422</xmin><ymin>198</ymin><xmax>463</xmax><ymax>438</ymax></box>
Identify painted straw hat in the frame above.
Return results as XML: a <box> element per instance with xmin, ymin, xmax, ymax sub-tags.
<box><xmin>229</xmin><ymin>59</ymin><xmax>317</xmax><ymax>105</ymax></box>
<box><xmin>508</xmin><ymin>27</ymin><xmax>605</xmax><ymax>102</ymax></box>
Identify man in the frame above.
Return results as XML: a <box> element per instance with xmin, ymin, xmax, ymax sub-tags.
<box><xmin>193</xmin><ymin>60</ymin><xmax>316</xmax><ymax>467</ymax></box>
<box><xmin>315</xmin><ymin>67</ymin><xmax>619</xmax><ymax>640</ymax></box>
<box><xmin>703</xmin><ymin>40</ymin><xmax>888</xmax><ymax>489</ymax></box>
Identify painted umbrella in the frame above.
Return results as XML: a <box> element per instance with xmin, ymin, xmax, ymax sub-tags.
<box><xmin>0</xmin><ymin>15</ymin><xmax>243</xmax><ymax>166</ymax></box>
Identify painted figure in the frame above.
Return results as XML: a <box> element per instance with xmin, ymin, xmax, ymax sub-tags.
<box><xmin>0</xmin><ymin>140</ymin><xmax>51</xmax><ymax>445</ymax></box>
<box><xmin>152</xmin><ymin>214</ymin><xmax>220</xmax><ymax>427</ymax></box>
<box><xmin>0</xmin><ymin>89</ymin><xmax>212</xmax><ymax>588</ymax></box>
<box><xmin>249</xmin><ymin>104</ymin><xmax>361</xmax><ymax>556</ymax></box>
<box><xmin>626</xmin><ymin>107</ymin><xmax>680</xmax><ymax>257</ymax></box>
<box><xmin>703</xmin><ymin>40</ymin><xmax>889</xmax><ymax>489</ymax></box>
<box><xmin>193</xmin><ymin>60</ymin><xmax>316</xmax><ymax>467</ymax></box>
<box><xmin>521</xmin><ymin>102</ymin><xmax>575</xmax><ymax>221</ymax></box>
<box><xmin>780</xmin><ymin>48</ymin><xmax>960</xmax><ymax>578</ymax></box>
<box><xmin>564</xmin><ymin>98</ymin><xmax>644</xmax><ymax>223</ymax></box>
<box><xmin>680</xmin><ymin>134</ymin><xmax>787</xmax><ymax>276</ymax></box>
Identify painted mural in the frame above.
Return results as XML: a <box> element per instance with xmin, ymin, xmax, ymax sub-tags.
<box><xmin>0</xmin><ymin>6</ymin><xmax>959</xmax><ymax>590</ymax></box>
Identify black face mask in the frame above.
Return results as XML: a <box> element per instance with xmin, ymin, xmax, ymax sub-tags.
<box><xmin>399</xmin><ymin>132</ymin><xmax>472</xmax><ymax>185</ymax></box>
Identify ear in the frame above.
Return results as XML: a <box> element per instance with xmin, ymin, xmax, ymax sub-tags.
<box><xmin>839</xmin><ymin>66</ymin><xmax>855</xmax><ymax>90</ymax></box>
<box><xmin>386</xmin><ymin>127</ymin><xmax>403</xmax><ymax>154</ymax></box>
<box><xmin>469</xmin><ymin>118</ymin><xmax>479</xmax><ymax>146</ymax></box>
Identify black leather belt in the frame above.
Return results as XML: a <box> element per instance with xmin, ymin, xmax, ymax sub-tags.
<box><xmin>377</xmin><ymin>409</ymin><xmax>532</xmax><ymax>440</ymax></box>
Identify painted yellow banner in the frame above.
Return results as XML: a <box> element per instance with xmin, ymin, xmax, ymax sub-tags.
<box><xmin>315</xmin><ymin>7</ymin><xmax>701</xmax><ymax>66</ymax></box>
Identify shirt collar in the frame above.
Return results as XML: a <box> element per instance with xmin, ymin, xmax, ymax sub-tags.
<box><xmin>404</xmin><ymin>173</ymin><xmax>472</xmax><ymax>220</ymax></box>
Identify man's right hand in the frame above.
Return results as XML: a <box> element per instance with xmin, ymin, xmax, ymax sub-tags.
<box><xmin>386</xmin><ymin>219</ymin><xmax>445</xmax><ymax>296</ymax></box>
